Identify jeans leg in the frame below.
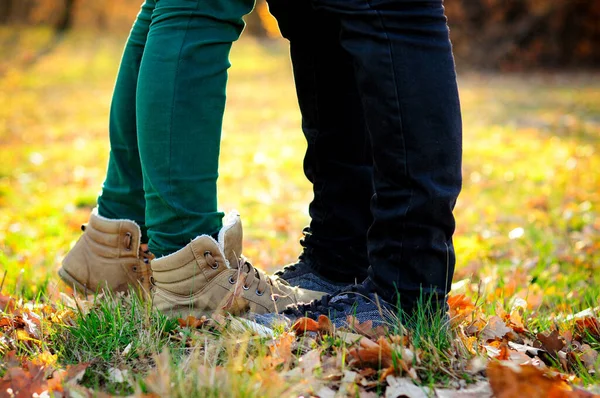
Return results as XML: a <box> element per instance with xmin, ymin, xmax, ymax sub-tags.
<box><xmin>314</xmin><ymin>0</ymin><xmax>463</xmax><ymax>311</ymax></box>
<box><xmin>268</xmin><ymin>0</ymin><xmax>373</xmax><ymax>282</ymax></box>
<box><xmin>137</xmin><ymin>0</ymin><xmax>254</xmax><ymax>257</ymax></box>
<box><xmin>97</xmin><ymin>0</ymin><xmax>155</xmax><ymax>242</ymax></box>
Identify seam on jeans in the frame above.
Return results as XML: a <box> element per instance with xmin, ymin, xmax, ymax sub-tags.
<box><xmin>310</xmin><ymin>46</ymin><xmax>329</xmax><ymax>230</ymax></box>
<box><xmin>365</xmin><ymin>0</ymin><xmax>414</xmax><ymax>272</ymax></box>
<box><xmin>166</xmin><ymin>2</ymin><xmax>198</xmax><ymax>237</ymax></box>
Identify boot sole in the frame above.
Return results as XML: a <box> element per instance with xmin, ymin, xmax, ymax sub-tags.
<box><xmin>58</xmin><ymin>267</ymin><xmax>90</xmax><ymax>294</ymax></box>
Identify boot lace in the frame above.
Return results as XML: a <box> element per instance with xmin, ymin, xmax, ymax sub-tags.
<box><xmin>137</xmin><ymin>249</ymin><xmax>154</xmax><ymax>290</ymax></box>
<box><xmin>225</xmin><ymin>254</ymin><xmax>290</xmax><ymax>299</ymax></box>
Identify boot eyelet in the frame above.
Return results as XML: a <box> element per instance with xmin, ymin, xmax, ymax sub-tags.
<box><xmin>243</xmin><ymin>285</ymin><xmax>249</xmax><ymax>290</ymax></box>
<box><xmin>210</xmin><ymin>261</ymin><xmax>218</xmax><ymax>270</ymax></box>
<box><xmin>124</xmin><ymin>232</ymin><xmax>133</xmax><ymax>251</ymax></box>
<box><xmin>228</xmin><ymin>276</ymin><xmax>236</xmax><ymax>284</ymax></box>
<box><xmin>133</xmin><ymin>266</ymin><xmax>137</xmax><ymax>271</ymax></box>
<box><xmin>255</xmin><ymin>289</ymin><xmax>264</xmax><ymax>296</ymax></box>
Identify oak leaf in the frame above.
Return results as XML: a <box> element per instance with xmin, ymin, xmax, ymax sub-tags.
<box><xmin>536</xmin><ymin>329</ymin><xmax>566</xmax><ymax>357</ymax></box>
<box><xmin>480</xmin><ymin>316</ymin><xmax>512</xmax><ymax>341</ymax></box>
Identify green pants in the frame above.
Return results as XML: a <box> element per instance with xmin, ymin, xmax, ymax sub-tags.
<box><xmin>97</xmin><ymin>0</ymin><xmax>254</xmax><ymax>257</ymax></box>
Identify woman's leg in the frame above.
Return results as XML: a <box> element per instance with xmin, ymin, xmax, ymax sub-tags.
<box><xmin>97</xmin><ymin>0</ymin><xmax>156</xmax><ymax>242</ymax></box>
<box><xmin>136</xmin><ymin>0</ymin><xmax>254</xmax><ymax>257</ymax></box>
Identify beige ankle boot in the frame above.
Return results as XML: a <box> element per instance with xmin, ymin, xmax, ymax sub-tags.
<box><xmin>59</xmin><ymin>209</ymin><xmax>153</xmax><ymax>295</ymax></box>
<box><xmin>151</xmin><ymin>211</ymin><xmax>325</xmax><ymax>318</ymax></box>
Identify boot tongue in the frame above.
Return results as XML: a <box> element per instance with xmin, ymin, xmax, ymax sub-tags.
<box><xmin>219</xmin><ymin>211</ymin><xmax>243</xmax><ymax>268</ymax></box>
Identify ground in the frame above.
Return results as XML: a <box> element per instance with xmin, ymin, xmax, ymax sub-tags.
<box><xmin>0</xmin><ymin>31</ymin><xmax>599</xmax><ymax>397</ymax></box>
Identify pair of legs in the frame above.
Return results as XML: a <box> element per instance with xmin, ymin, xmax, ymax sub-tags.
<box><xmin>269</xmin><ymin>0</ymin><xmax>462</xmax><ymax>313</ymax></box>
<box><xmin>81</xmin><ymin>0</ymin><xmax>461</xmax><ymax>318</ymax></box>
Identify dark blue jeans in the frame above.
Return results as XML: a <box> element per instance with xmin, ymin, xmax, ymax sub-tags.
<box><xmin>268</xmin><ymin>0</ymin><xmax>462</xmax><ymax>312</ymax></box>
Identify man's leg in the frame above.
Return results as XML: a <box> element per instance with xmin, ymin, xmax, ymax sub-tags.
<box><xmin>136</xmin><ymin>0</ymin><xmax>254</xmax><ymax>257</ymax></box>
<box><xmin>318</xmin><ymin>0</ymin><xmax>463</xmax><ymax>313</ymax></box>
<box><xmin>97</xmin><ymin>0</ymin><xmax>155</xmax><ymax>241</ymax></box>
<box><xmin>268</xmin><ymin>0</ymin><xmax>374</xmax><ymax>289</ymax></box>
<box><xmin>271</xmin><ymin>0</ymin><xmax>462</xmax><ymax>326</ymax></box>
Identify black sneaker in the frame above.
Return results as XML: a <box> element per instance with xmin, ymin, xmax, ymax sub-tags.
<box><xmin>274</xmin><ymin>252</ymin><xmax>350</xmax><ymax>295</ymax></box>
<box><xmin>255</xmin><ymin>279</ymin><xmax>397</xmax><ymax>328</ymax></box>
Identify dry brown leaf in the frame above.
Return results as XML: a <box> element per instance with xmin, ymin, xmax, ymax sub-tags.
<box><xmin>292</xmin><ymin>317</ymin><xmax>320</xmax><ymax>335</ymax></box>
<box><xmin>348</xmin><ymin>336</ymin><xmax>393</xmax><ymax>369</ymax></box>
<box><xmin>219</xmin><ymin>273</ymin><xmax>250</xmax><ymax>315</ymax></box>
<box><xmin>0</xmin><ymin>294</ymin><xmax>16</xmax><ymax>313</ymax></box>
<box><xmin>347</xmin><ymin>315</ymin><xmax>376</xmax><ymax>338</ymax></box>
<box><xmin>318</xmin><ymin>314</ymin><xmax>334</xmax><ymax>335</ymax></box>
<box><xmin>177</xmin><ymin>315</ymin><xmax>208</xmax><ymax>329</ymax></box>
<box><xmin>480</xmin><ymin>316</ymin><xmax>512</xmax><ymax>341</ymax></box>
<box><xmin>579</xmin><ymin>344</ymin><xmax>598</xmax><ymax>370</ymax></box>
<box><xmin>536</xmin><ymin>329</ymin><xmax>566</xmax><ymax>356</ymax></box>
<box><xmin>487</xmin><ymin>361</ymin><xmax>598</xmax><ymax>398</ymax></box>
<box><xmin>0</xmin><ymin>364</ymin><xmax>48</xmax><ymax>397</ymax></box>
<box><xmin>497</xmin><ymin>343</ymin><xmax>511</xmax><ymax>360</ymax></box>
<box><xmin>265</xmin><ymin>332</ymin><xmax>294</xmax><ymax>369</ymax></box>
<box><xmin>576</xmin><ymin>317</ymin><xmax>600</xmax><ymax>339</ymax></box>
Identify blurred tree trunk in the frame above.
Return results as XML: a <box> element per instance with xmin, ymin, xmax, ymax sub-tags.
<box><xmin>0</xmin><ymin>0</ymin><xmax>14</xmax><ymax>24</ymax></box>
<box><xmin>56</xmin><ymin>0</ymin><xmax>77</xmax><ymax>33</ymax></box>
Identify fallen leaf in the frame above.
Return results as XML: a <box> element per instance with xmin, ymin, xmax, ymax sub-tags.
<box><xmin>0</xmin><ymin>294</ymin><xmax>16</xmax><ymax>313</ymax></box>
<box><xmin>347</xmin><ymin>316</ymin><xmax>376</xmax><ymax>338</ymax></box>
<box><xmin>480</xmin><ymin>316</ymin><xmax>512</xmax><ymax>341</ymax></box>
<box><xmin>336</xmin><ymin>331</ymin><xmax>364</xmax><ymax>345</ymax></box>
<box><xmin>536</xmin><ymin>329</ymin><xmax>566</xmax><ymax>356</ymax></box>
<box><xmin>297</xmin><ymin>349</ymin><xmax>321</xmax><ymax>375</ymax></box>
<box><xmin>30</xmin><ymin>351</ymin><xmax>57</xmax><ymax>367</ymax></box>
<box><xmin>579</xmin><ymin>344</ymin><xmax>598</xmax><ymax>370</ymax></box>
<box><xmin>575</xmin><ymin>317</ymin><xmax>600</xmax><ymax>339</ymax></box>
<box><xmin>448</xmin><ymin>294</ymin><xmax>476</xmax><ymax>323</ymax></box>
<box><xmin>385</xmin><ymin>376</ymin><xmax>431</xmax><ymax>398</ymax></box>
<box><xmin>108</xmin><ymin>367</ymin><xmax>129</xmax><ymax>384</ymax></box>
<box><xmin>318</xmin><ymin>314</ymin><xmax>333</xmax><ymax>335</ymax></box>
<box><xmin>292</xmin><ymin>317</ymin><xmax>320</xmax><ymax>335</ymax></box>
<box><xmin>266</xmin><ymin>332</ymin><xmax>294</xmax><ymax>369</ymax></box>
<box><xmin>435</xmin><ymin>381</ymin><xmax>493</xmax><ymax>398</ymax></box>
<box><xmin>487</xmin><ymin>361</ymin><xmax>597</xmax><ymax>398</ymax></box>
<box><xmin>178</xmin><ymin>315</ymin><xmax>207</xmax><ymax>329</ymax></box>
<box><xmin>348</xmin><ymin>336</ymin><xmax>393</xmax><ymax>369</ymax></box>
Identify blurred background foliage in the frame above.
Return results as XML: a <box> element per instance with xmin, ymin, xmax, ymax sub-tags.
<box><xmin>1</xmin><ymin>0</ymin><xmax>599</xmax><ymax>71</ymax></box>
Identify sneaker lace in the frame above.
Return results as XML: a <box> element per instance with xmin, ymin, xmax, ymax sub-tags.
<box><xmin>282</xmin><ymin>283</ymin><xmax>370</xmax><ymax>318</ymax></box>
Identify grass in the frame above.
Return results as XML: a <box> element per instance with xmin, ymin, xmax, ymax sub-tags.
<box><xmin>0</xmin><ymin>28</ymin><xmax>599</xmax><ymax>396</ymax></box>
